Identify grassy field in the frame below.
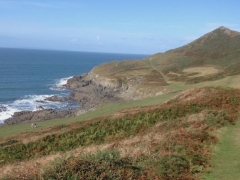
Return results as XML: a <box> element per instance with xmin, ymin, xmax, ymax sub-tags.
<box><xmin>202</xmin><ymin>119</ymin><xmax>240</xmax><ymax>180</ymax></box>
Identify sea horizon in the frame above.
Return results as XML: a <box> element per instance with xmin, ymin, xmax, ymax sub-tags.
<box><xmin>0</xmin><ymin>47</ymin><xmax>150</xmax><ymax>56</ymax></box>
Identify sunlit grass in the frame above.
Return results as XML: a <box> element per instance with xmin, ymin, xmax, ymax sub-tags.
<box><xmin>202</xmin><ymin>119</ymin><xmax>240</xmax><ymax>180</ymax></box>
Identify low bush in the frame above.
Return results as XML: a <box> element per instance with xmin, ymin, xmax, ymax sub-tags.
<box><xmin>39</xmin><ymin>150</ymin><xmax>144</xmax><ymax>180</ymax></box>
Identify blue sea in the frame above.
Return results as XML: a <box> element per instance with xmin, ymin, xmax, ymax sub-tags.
<box><xmin>0</xmin><ymin>48</ymin><xmax>148</xmax><ymax>123</ymax></box>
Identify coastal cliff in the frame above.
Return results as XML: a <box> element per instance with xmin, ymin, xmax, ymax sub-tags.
<box><xmin>4</xmin><ymin>69</ymin><xmax>148</xmax><ymax>125</ymax></box>
<box><xmin>65</xmin><ymin>68</ymin><xmax>152</xmax><ymax>111</ymax></box>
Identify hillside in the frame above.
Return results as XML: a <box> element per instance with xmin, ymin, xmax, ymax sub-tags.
<box><xmin>154</xmin><ymin>26</ymin><xmax>240</xmax><ymax>83</ymax></box>
<box><xmin>89</xmin><ymin>26</ymin><xmax>240</xmax><ymax>98</ymax></box>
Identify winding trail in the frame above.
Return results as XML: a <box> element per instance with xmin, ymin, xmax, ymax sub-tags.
<box><xmin>148</xmin><ymin>57</ymin><xmax>170</xmax><ymax>84</ymax></box>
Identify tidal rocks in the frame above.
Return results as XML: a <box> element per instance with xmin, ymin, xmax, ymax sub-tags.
<box><xmin>44</xmin><ymin>95</ymin><xmax>65</xmax><ymax>102</ymax></box>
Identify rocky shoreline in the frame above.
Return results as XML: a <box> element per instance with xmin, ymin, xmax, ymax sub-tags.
<box><xmin>3</xmin><ymin>73</ymin><xmax>125</xmax><ymax>125</ymax></box>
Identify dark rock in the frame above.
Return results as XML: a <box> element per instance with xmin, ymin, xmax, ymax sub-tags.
<box><xmin>4</xmin><ymin>109</ymin><xmax>77</xmax><ymax>125</ymax></box>
<box><xmin>36</xmin><ymin>100</ymin><xmax>46</xmax><ymax>103</ymax></box>
<box><xmin>45</xmin><ymin>95</ymin><xmax>64</xmax><ymax>102</ymax></box>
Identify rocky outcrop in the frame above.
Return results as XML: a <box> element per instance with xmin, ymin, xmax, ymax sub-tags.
<box><xmin>4</xmin><ymin>109</ymin><xmax>76</xmax><ymax>125</ymax></box>
<box><xmin>45</xmin><ymin>95</ymin><xmax>65</xmax><ymax>102</ymax></box>
<box><xmin>64</xmin><ymin>68</ymin><xmax>153</xmax><ymax>109</ymax></box>
<box><xmin>87</xmin><ymin>71</ymin><xmax>122</xmax><ymax>89</ymax></box>
<box><xmin>64</xmin><ymin>73</ymin><xmax>123</xmax><ymax>110</ymax></box>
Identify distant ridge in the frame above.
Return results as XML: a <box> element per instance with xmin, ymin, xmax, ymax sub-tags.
<box><xmin>148</xmin><ymin>26</ymin><xmax>240</xmax><ymax>83</ymax></box>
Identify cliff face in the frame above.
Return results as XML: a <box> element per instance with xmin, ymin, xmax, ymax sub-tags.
<box><xmin>87</xmin><ymin>70</ymin><xmax>122</xmax><ymax>89</ymax></box>
<box><xmin>86</xmin><ymin>70</ymin><xmax>150</xmax><ymax>100</ymax></box>
<box><xmin>64</xmin><ymin>68</ymin><xmax>152</xmax><ymax>112</ymax></box>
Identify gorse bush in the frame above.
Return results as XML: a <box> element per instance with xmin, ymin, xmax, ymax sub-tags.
<box><xmin>158</xmin><ymin>155</ymin><xmax>190</xmax><ymax>179</ymax></box>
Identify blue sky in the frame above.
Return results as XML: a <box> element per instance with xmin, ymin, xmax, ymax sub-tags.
<box><xmin>0</xmin><ymin>0</ymin><xmax>240</xmax><ymax>54</ymax></box>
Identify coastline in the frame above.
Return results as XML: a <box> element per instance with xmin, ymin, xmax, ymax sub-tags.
<box><xmin>3</xmin><ymin>73</ymin><xmax>125</xmax><ymax>125</ymax></box>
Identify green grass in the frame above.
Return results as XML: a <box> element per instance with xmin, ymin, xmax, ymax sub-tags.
<box><xmin>202</xmin><ymin>118</ymin><xmax>240</xmax><ymax>180</ymax></box>
<box><xmin>0</xmin><ymin>92</ymin><xmax>179</xmax><ymax>138</ymax></box>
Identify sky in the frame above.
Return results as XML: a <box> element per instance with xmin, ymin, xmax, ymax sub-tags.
<box><xmin>0</xmin><ymin>0</ymin><xmax>240</xmax><ymax>54</ymax></box>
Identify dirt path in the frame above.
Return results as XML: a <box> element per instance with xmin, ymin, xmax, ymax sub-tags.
<box><xmin>148</xmin><ymin>57</ymin><xmax>169</xmax><ymax>83</ymax></box>
<box><xmin>202</xmin><ymin>119</ymin><xmax>240</xmax><ymax>180</ymax></box>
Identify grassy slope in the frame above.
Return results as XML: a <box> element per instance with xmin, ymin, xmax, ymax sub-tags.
<box><xmin>110</xmin><ymin>27</ymin><xmax>240</xmax><ymax>86</ymax></box>
<box><xmin>202</xmin><ymin>119</ymin><xmax>240</xmax><ymax>180</ymax></box>
<box><xmin>1</xmin><ymin>86</ymin><xmax>240</xmax><ymax>179</ymax></box>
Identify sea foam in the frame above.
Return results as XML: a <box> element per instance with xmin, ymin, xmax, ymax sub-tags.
<box><xmin>51</xmin><ymin>76</ymin><xmax>73</xmax><ymax>90</ymax></box>
<box><xmin>0</xmin><ymin>94</ymin><xmax>71</xmax><ymax>123</ymax></box>
<box><xmin>0</xmin><ymin>76</ymin><xmax>76</xmax><ymax>123</ymax></box>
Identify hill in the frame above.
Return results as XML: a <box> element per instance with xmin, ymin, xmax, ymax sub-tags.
<box><xmin>154</xmin><ymin>26</ymin><xmax>240</xmax><ymax>83</ymax></box>
<box><xmin>88</xmin><ymin>26</ymin><xmax>240</xmax><ymax>98</ymax></box>
<box><xmin>1</xmin><ymin>87</ymin><xmax>240</xmax><ymax>179</ymax></box>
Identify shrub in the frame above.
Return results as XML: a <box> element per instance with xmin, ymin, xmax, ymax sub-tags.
<box><xmin>157</xmin><ymin>155</ymin><xmax>190</xmax><ymax>179</ymax></box>
<box><xmin>40</xmin><ymin>150</ymin><xmax>144</xmax><ymax>180</ymax></box>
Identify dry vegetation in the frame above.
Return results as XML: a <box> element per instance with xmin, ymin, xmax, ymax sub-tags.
<box><xmin>1</xmin><ymin>86</ymin><xmax>240</xmax><ymax>179</ymax></box>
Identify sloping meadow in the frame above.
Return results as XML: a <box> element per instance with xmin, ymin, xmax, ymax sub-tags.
<box><xmin>1</xmin><ymin>87</ymin><xmax>240</xmax><ymax>179</ymax></box>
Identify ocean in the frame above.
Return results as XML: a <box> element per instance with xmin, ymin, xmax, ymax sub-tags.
<box><xmin>0</xmin><ymin>48</ymin><xmax>148</xmax><ymax>123</ymax></box>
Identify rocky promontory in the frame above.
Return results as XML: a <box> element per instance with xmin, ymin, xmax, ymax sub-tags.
<box><xmin>64</xmin><ymin>73</ymin><xmax>124</xmax><ymax>110</ymax></box>
<box><xmin>4</xmin><ymin>73</ymin><xmax>128</xmax><ymax>125</ymax></box>
<box><xmin>4</xmin><ymin>67</ymin><xmax>150</xmax><ymax>125</ymax></box>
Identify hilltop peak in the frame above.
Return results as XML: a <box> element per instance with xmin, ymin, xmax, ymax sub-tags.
<box><xmin>208</xmin><ymin>26</ymin><xmax>240</xmax><ymax>37</ymax></box>
<box><xmin>175</xmin><ymin>26</ymin><xmax>240</xmax><ymax>52</ymax></box>
<box><xmin>218</xmin><ymin>26</ymin><xmax>229</xmax><ymax>30</ymax></box>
